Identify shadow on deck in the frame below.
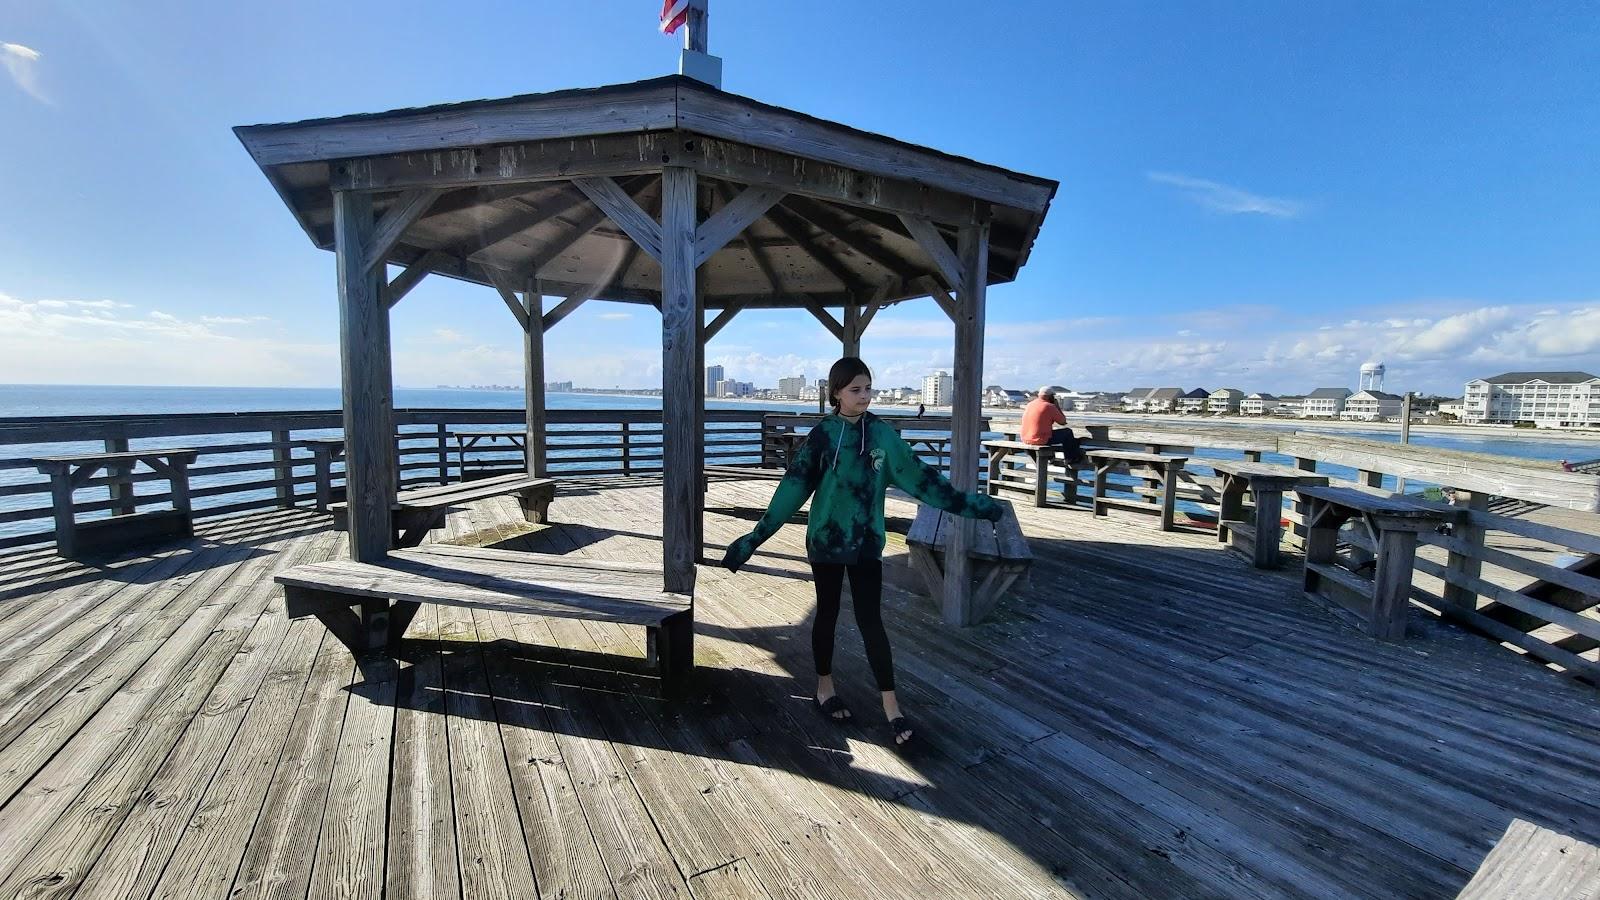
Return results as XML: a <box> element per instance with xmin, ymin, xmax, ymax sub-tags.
<box><xmin>0</xmin><ymin>478</ymin><xmax>1597</xmax><ymax>899</ymax></box>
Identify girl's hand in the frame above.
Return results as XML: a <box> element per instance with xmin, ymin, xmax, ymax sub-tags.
<box><xmin>721</xmin><ymin>534</ymin><xmax>758</xmax><ymax>572</ymax></box>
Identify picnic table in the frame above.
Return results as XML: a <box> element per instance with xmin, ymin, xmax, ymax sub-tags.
<box><xmin>1086</xmin><ymin>449</ymin><xmax>1190</xmax><ymax>531</ymax></box>
<box><xmin>1209</xmin><ymin>459</ymin><xmax>1329</xmax><ymax>568</ymax></box>
<box><xmin>452</xmin><ymin>429</ymin><xmax>528</xmax><ymax>480</ymax></box>
<box><xmin>290</xmin><ymin>437</ymin><xmax>346</xmax><ymax>512</ymax></box>
<box><xmin>1297</xmin><ymin>485</ymin><xmax>1464</xmax><ymax>641</ymax></box>
<box><xmin>32</xmin><ymin>448</ymin><xmax>200</xmax><ymax>558</ymax></box>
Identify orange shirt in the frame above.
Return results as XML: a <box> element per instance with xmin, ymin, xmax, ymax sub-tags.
<box><xmin>1020</xmin><ymin>397</ymin><xmax>1066</xmax><ymax>445</ymax></box>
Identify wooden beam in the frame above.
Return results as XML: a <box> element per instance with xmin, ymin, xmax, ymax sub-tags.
<box><xmin>383</xmin><ymin>249</ymin><xmax>446</xmax><ymax>309</ymax></box>
<box><xmin>486</xmin><ymin>269</ymin><xmax>531</xmax><ymax>330</ymax></box>
<box><xmin>782</xmin><ymin>196</ymin><xmax>922</xmax><ymax>279</ymax></box>
<box><xmin>541</xmin><ymin>292</ymin><xmax>590</xmax><ymax>331</ymax></box>
<box><xmin>463</xmin><ymin>175</ymin><xmax>655</xmax><ymax>271</ymax></box>
<box><xmin>805</xmin><ymin>301</ymin><xmax>845</xmax><ymax>341</ymax></box>
<box><xmin>694</xmin><ymin>185</ymin><xmax>785</xmax><ymax>266</ymax></box>
<box><xmin>924</xmin><ymin>278</ymin><xmax>959</xmax><ymax>323</ymax></box>
<box><xmin>842</xmin><ymin>304</ymin><xmax>861</xmax><ymax>358</ymax></box>
<box><xmin>856</xmin><ymin>279</ymin><xmax>897</xmax><ymax>332</ymax></box>
<box><xmin>524</xmin><ymin>281</ymin><xmax>547</xmax><ymax>478</ymax></box>
<box><xmin>572</xmin><ymin>176</ymin><xmax>663</xmax><ymax>263</ymax></box>
<box><xmin>898</xmin><ymin>214</ymin><xmax>964</xmax><ymax>290</ymax></box>
<box><xmin>363</xmin><ymin>188</ymin><xmax>444</xmax><ymax>274</ymax></box>
<box><xmin>763</xmin><ymin>204</ymin><xmax>867</xmax><ymax>293</ymax></box>
<box><xmin>704</xmin><ymin>303</ymin><xmax>744</xmax><ymax>341</ymax></box>
<box><xmin>333</xmin><ymin>190</ymin><xmax>394</xmax><ymax>563</ymax></box>
<box><xmin>941</xmin><ymin>219</ymin><xmax>990</xmax><ymax>626</ymax></box>
<box><xmin>660</xmin><ymin>166</ymin><xmax>699</xmax><ymax>596</ymax></box>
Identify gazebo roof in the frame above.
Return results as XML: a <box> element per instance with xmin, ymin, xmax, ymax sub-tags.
<box><xmin>235</xmin><ymin>75</ymin><xmax>1057</xmax><ymax>309</ymax></box>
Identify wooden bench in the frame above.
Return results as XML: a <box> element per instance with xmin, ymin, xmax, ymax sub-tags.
<box><xmin>984</xmin><ymin>439</ymin><xmax>1091</xmax><ymax>507</ymax></box>
<box><xmin>1208</xmin><ymin>459</ymin><xmax>1329</xmax><ymax>568</ymax></box>
<box><xmin>905</xmin><ymin>499</ymin><xmax>1032</xmax><ymax>623</ymax></box>
<box><xmin>333</xmin><ymin>472</ymin><xmax>556</xmax><ymax>549</ymax></box>
<box><xmin>703</xmin><ymin>464</ymin><xmax>786</xmax><ymax>485</ymax></box>
<box><xmin>276</xmin><ymin>544</ymin><xmax>694</xmax><ymax>696</ymax></box>
<box><xmin>1086</xmin><ymin>449</ymin><xmax>1189</xmax><ymax>531</ymax></box>
<box><xmin>1297</xmin><ymin>485</ymin><xmax>1464</xmax><ymax>641</ymax></box>
<box><xmin>290</xmin><ymin>437</ymin><xmax>346</xmax><ymax>512</ymax></box>
<box><xmin>32</xmin><ymin>449</ymin><xmax>200</xmax><ymax>558</ymax></box>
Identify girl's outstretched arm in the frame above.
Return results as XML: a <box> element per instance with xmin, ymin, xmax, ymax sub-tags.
<box><xmin>885</xmin><ymin>430</ymin><xmax>1001</xmax><ymax>520</ymax></box>
<box><xmin>720</xmin><ymin>427</ymin><xmax>824</xmax><ymax>571</ymax></box>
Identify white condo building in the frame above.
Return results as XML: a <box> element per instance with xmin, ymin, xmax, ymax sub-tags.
<box><xmin>1303</xmin><ymin>387</ymin><xmax>1353</xmax><ymax>418</ymax></box>
<box><xmin>922</xmin><ymin>371</ymin><xmax>954</xmax><ymax>407</ymax></box>
<box><xmin>777</xmin><ymin>376</ymin><xmax>808</xmax><ymax>398</ymax></box>
<box><xmin>1462</xmin><ymin>372</ymin><xmax>1600</xmax><ymax>428</ymax></box>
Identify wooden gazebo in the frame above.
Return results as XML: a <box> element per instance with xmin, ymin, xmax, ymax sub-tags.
<box><xmin>235</xmin><ymin>74</ymin><xmax>1056</xmax><ymax>625</ymax></box>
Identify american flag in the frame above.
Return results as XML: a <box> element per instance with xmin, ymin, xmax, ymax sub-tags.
<box><xmin>660</xmin><ymin>0</ymin><xmax>690</xmax><ymax>34</ymax></box>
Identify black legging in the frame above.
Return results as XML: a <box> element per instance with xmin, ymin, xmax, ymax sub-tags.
<box><xmin>810</xmin><ymin>559</ymin><xmax>895</xmax><ymax>691</ymax></box>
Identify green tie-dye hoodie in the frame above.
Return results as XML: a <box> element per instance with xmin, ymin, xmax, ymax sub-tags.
<box><xmin>720</xmin><ymin>412</ymin><xmax>1001</xmax><ymax>569</ymax></box>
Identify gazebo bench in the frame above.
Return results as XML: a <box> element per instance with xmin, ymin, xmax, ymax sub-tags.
<box><xmin>276</xmin><ymin>544</ymin><xmax>695</xmax><ymax>696</ymax></box>
<box><xmin>703</xmin><ymin>464</ymin><xmax>787</xmax><ymax>485</ymax></box>
<box><xmin>984</xmin><ymin>438</ymin><xmax>1091</xmax><ymax>507</ymax></box>
<box><xmin>1209</xmin><ymin>459</ymin><xmax>1329</xmax><ymax>568</ymax></box>
<box><xmin>332</xmin><ymin>473</ymin><xmax>555</xmax><ymax>548</ymax></box>
<box><xmin>905</xmin><ymin>499</ymin><xmax>1031</xmax><ymax>623</ymax></box>
<box><xmin>1086</xmin><ymin>449</ymin><xmax>1190</xmax><ymax>531</ymax></box>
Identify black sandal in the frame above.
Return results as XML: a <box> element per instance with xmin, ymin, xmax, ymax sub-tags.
<box><xmin>814</xmin><ymin>694</ymin><xmax>852</xmax><ymax>722</ymax></box>
<box><xmin>888</xmin><ymin>716</ymin><xmax>915</xmax><ymax>750</ymax></box>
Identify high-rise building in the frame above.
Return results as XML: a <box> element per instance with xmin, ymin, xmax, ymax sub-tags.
<box><xmin>777</xmin><ymin>376</ymin><xmax>807</xmax><ymax>398</ymax></box>
<box><xmin>705</xmin><ymin>365</ymin><xmax>724</xmax><ymax>395</ymax></box>
<box><xmin>922</xmin><ymin>371</ymin><xmax>954</xmax><ymax>407</ymax></box>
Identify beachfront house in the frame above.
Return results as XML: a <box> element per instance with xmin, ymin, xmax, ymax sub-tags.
<box><xmin>1207</xmin><ymin>388</ymin><xmax>1245</xmax><ymax>414</ymax></box>
<box><xmin>1144</xmin><ymin>387</ymin><xmax>1184</xmax><ymax>413</ymax></box>
<box><xmin>1121</xmin><ymin>388</ymin><xmax>1154</xmax><ymax>411</ymax></box>
<box><xmin>1241</xmin><ymin>392</ymin><xmax>1277</xmax><ymax>415</ymax></box>
<box><xmin>1176</xmin><ymin>388</ymin><xmax>1210</xmax><ymax>414</ymax></box>
<box><xmin>1438</xmin><ymin>398</ymin><xmax>1465</xmax><ymax>419</ymax></box>
<box><xmin>1088</xmin><ymin>391</ymin><xmax>1126</xmax><ymax>411</ymax></box>
<box><xmin>1303</xmin><ymin>387</ymin><xmax>1353</xmax><ymax>418</ymax></box>
<box><xmin>1342</xmin><ymin>390</ymin><xmax>1404</xmax><ymax>421</ymax></box>
<box><xmin>1462</xmin><ymin>371</ymin><xmax>1600</xmax><ymax>428</ymax></box>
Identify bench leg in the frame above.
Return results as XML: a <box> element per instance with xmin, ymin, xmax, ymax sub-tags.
<box><xmin>1062</xmin><ymin>464</ymin><xmax>1079</xmax><ymax>506</ymax></box>
<box><xmin>1032</xmin><ymin>448</ymin><xmax>1052</xmax><ymax>508</ymax></box>
<box><xmin>1252</xmin><ymin>489</ymin><xmax>1284</xmax><ymax>569</ymax></box>
<box><xmin>389</xmin><ymin>600</ymin><xmax>422</xmax><ymax>645</ymax></box>
<box><xmin>1218</xmin><ymin>477</ymin><xmax>1245</xmax><ymax>545</ymax></box>
<box><xmin>1370</xmin><ymin>529</ymin><xmax>1418</xmax><ymax>641</ymax></box>
<box><xmin>360</xmin><ymin>600</ymin><xmax>391</xmax><ymax>651</ymax></box>
<box><xmin>1092</xmin><ymin>464</ymin><xmax>1110</xmax><ymax>517</ymax></box>
<box><xmin>987</xmin><ymin>450</ymin><xmax>1003</xmax><ymax>497</ymax></box>
<box><xmin>1158</xmin><ymin>464</ymin><xmax>1179</xmax><ymax>531</ymax></box>
<box><xmin>518</xmin><ymin>487</ymin><xmax>553</xmax><ymax>525</ymax></box>
<box><xmin>395</xmin><ymin>509</ymin><xmax>446</xmax><ymax>549</ymax></box>
<box><xmin>906</xmin><ymin>544</ymin><xmax>945</xmax><ymax>601</ymax></box>
<box><xmin>648</xmin><ymin>610</ymin><xmax>695</xmax><ymax>699</ymax></box>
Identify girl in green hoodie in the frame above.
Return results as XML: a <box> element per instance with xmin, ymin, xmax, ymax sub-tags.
<box><xmin>720</xmin><ymin>357</ymin><xmax>1001</xmax><ymax>749</ymax></box>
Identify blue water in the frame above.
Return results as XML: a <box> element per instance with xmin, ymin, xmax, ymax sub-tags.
<box><xmin>1</xmin><ymin>385</ymin><xmax>1595</xmax><ymax>542</ymax></box>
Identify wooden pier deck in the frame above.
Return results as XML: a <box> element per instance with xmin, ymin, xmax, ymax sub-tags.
<box><xmin>1</xmin><ymin>477</ymin><xmax>1597</xmax><ymax>899</ymax></box>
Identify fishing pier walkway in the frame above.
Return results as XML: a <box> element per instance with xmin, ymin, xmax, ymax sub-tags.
<box><xmin>2</xmin><ymin>417</ymin><xmax>1599</xmax><ymax>897</ymax></box>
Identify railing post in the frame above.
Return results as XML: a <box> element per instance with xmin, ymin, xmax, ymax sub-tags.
<box><xmin>436</xmin><ymin>424</ymin><xmax>450</xmax><ymax>485</ymax></box>
<box><xmin>1442</xmin><ymin>489</ymin><xmax>1489</xmax><ymax>611</ymax></box>
<box><xmin>621</xmin><ymin>422</ymin><xmax>632</xmax><ymax>475</ymax></box>
<box><xmin>105</xmin><ymin>438</ymin><xmax>134</xmax><ymax>516</ymax></box>
<box><xmin>271</xmin><ymin>429</ymin><xmax>293</xmax><ymax>508</ymax></box>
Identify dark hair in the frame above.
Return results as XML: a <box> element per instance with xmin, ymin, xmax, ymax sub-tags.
<box><xmin>826</xmin><ymin>357</ymin><xmax>872</xmax><ymax>409</ymax></box>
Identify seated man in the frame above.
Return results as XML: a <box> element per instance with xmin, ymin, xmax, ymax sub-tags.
<box><xmin>1021</xmin><ymin>386</ymin><xmax>1086</xmax><ymax>465</ymax></box>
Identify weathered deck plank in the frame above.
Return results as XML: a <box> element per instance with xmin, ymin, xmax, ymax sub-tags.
<box><xmin>0</xmin><ymin>479</ymin><xmax>1596</xmax><ymax>899</ymax></box>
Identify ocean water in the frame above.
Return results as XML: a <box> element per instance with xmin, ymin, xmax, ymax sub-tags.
<box><xmin>0</xmin><ymin>385</ymin><xmax>1594</xmax><ymax>542</ymax></box>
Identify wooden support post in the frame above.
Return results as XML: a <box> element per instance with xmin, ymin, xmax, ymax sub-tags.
<box><xmin>1251</xmin><ymin>489</ymin><xmax>1285</xmax><ymax>569</ymax></box>
<box><xmin>941</xmin><ymin>219</ymin><xmax>987</xmax><ymax>627</ymax></box>
<box><xmin>1443</xmin><ymin>489</ymin><xmax>1489</xmax><ymax>610</ymax></box>
<box><xmin>523</xmin><ymin>282</ymin><xmax>547</xmax><ymax>479</ymax></box>
<box><xmin>621</xmin><ymin>422</ymin><xmax>632</xmax><ymax>475</ymax></box>
<box><xmin>1371</xmin><ymin>526</ymin><xmax>1419</xmax><ymax>641</ymax></box>
<box><xmin>167</xmin><ymin>457</ymin><xmax>193</xmax><ymax>520</ymax></box>
<box><xmin>334</xmin><ymin>189</ymin><xmax>394</xmax><ymax>562</ymax></box>
<box><xmin>104</xmin><ymin>438</ymin><xmax>134</xmax><ymax>516</ymax></box>
<box><xmin>842</xmin><ymin>303</ymin><xmax>862</xmax><ymax>358</ymax></box>
<box><xmin>436</xmin><ymin>424</ymin><xmax>449</xmax><ymax>485</ymax></box>
<box><xmin>661</xmin><ymin>166</ymin><xmax>700</xmax><ymax>595</ymax></box>
<box><xmin>271</xmin><ymin>429</ymin><xmax>294</xmax><ymax>507</ymax></box>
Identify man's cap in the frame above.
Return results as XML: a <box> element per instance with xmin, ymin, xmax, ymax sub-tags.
<box><xmin>1037</xmin><ymin>385</ymin><xmax>1056</xmax><ymax>398</ymax></box>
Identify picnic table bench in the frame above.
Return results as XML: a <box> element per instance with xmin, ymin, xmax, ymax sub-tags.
<box><xmin>905</xmin><ymin>499</ymin><xmax>1032</xmax><ymax>623</ymax></box>
<box><xmin>1086</xmin><ymin>449</ymin><xmax>1189</xmax><ymax>531</ymax></box>
<box><xmin>32</xmin><ymin>448</ymin><xmax>200</xmax><ymax>558</ymax></box>
<box><xmin>290</xmin><ymin>437</ymin><xmax>347</xmax><ymax>512</ymax></box>
<box><xmin>984</xmin><ymin>438</ymin><xmax>1091</xmax><ymax>507</ymax></box>
<box><xmin>452</xmin><ymin>429</ymin><xmax>528</xmax><ymax>480</ymax></box>
<box><xmin>703</xmin><ymin>464</ymin><xmax>786</xmax><ymax>486</ymax></box>
<box><xmin>276</xmin><ymin>543</ymin><xmax>694</xmax><ymax>696</ymax></box>
<box><xmin>1209</xmin><ymin>459</ymin><xmax>1329</xmax><ymax>568</ymax></box>
<box><xmin>1297</xmin><ymin>485</ymin><xmax>1465</xmax><ymax>641</ymax></box>
<box><xmin>332</xmin><ymin>472</ymin><xmax>556</xmax><ymax>549</ymax></box>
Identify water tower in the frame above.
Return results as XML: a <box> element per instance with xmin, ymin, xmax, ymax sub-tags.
<box><xmin>1360</xmin><ymin>362</ymin><xmax>1386</xmax><ymax>392</ymax></box>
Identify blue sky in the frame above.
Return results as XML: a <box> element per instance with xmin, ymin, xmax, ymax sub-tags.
<box><xmin>2</xmin><ymin>1</ymin><xmax>1597</xmax><ymax>396</ymax></box>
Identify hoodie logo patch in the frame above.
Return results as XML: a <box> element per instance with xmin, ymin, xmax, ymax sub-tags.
<box><xmin>869</xmin><ymin>448</ymin><xmax>885</xmax><ymax>472</ymax></box>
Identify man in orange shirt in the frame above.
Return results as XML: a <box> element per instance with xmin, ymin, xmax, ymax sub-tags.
<box><xmin>1020</xmin><ymin>386</ymin><xmax>1085</xmax><ymax>464</ymax></box>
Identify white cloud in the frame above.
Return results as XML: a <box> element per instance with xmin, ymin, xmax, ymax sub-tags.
<box><xmin>200</xmin><ymin>315</ymin><xmax>270</xmax><ymax>325</ymax></box>
<box><xmin>1</xmin><ymin>42</ymin><xmax>49</xmax><ymax>105</ymax></box>
<box><xmin>1147</xmin><ymin>172</ymin><xmax>1302</xmax><ymax>218</ymax></box>
<box><xmin>431</xmin><ymin>328</ymin><xmax>468</xmax><ymax>344</ymax></box>
<box><xmin>597</xmin><ymin>312</ymin><xmax>633</xmax><ymax>320</ymax></box>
